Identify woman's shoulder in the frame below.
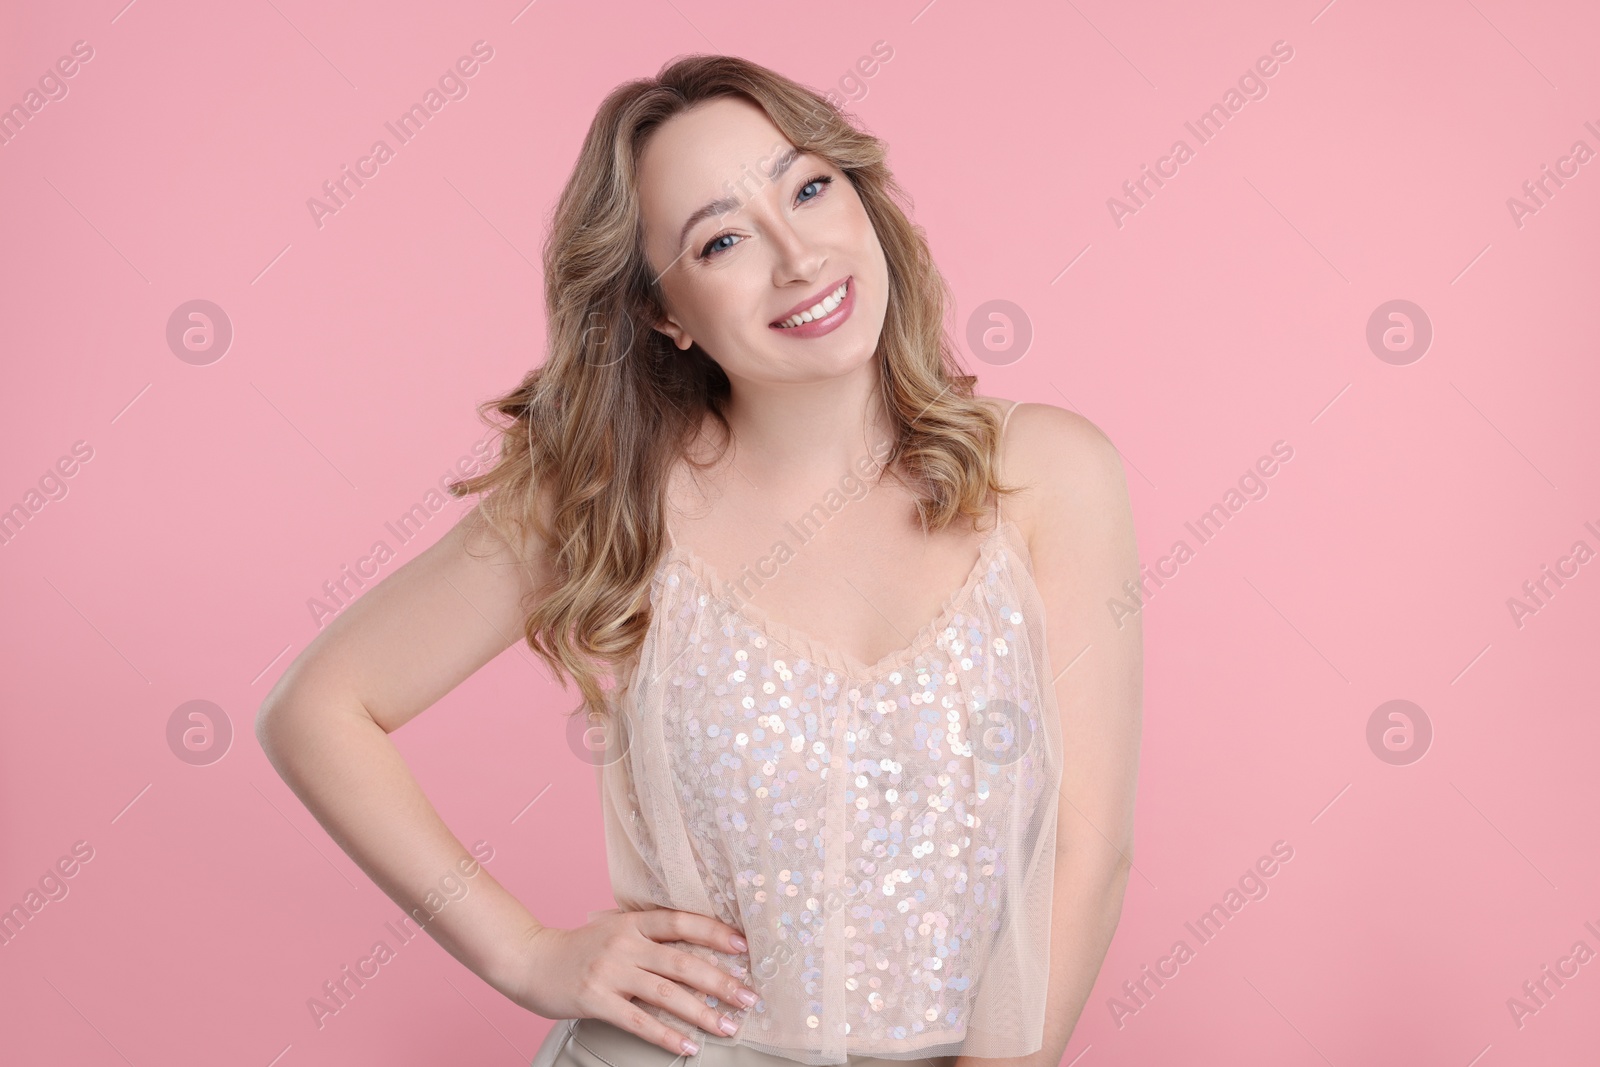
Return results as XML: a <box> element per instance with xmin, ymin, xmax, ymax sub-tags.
<box><xmin>973</xmin><ymin>394</ymin><xmax>1130</xmax><ymax>545</ymax></box>
<box><xmin>976</xmin><ymin>394</ymin><xmax>1123</xmax><ymax>469</ymax></box>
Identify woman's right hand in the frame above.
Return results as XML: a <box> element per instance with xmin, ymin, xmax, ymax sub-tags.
<box><xmin>505</xmin><ymin>908</ymin><xmax>761</xmax><ymax>1055</ymax></box>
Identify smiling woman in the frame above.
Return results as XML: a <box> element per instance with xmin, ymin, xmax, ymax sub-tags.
<box><xmin>256</xmin><ymin>52</ymin><xmax>1140</xmax><ymax>1067</ymax></box>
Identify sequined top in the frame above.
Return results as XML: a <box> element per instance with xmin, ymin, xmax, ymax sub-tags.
<box><xmin>596</xmin><ymin>400</ymin><xmax>1062</xmax><ymax>1066</ymax></box>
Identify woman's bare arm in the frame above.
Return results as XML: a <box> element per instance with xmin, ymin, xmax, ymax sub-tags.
<box><xmin>957</xmin><ymin>404</ymin><xmax>1144</xmax><ymax>1067</ymax></box>
<box><xmin>254</xmin><ymin>495</ymin><xmax>758</xmax><ymax>1047</ymax></box>
<box><xmin>254</xmin><ymin>499</ymin><xmax>555</xmax><ymax>999</ymax></box>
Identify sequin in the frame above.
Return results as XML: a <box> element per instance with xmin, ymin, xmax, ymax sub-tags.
<box><xmin>595</xmin><ymin>417</ymin><xmax>1062</xmax><ymax>1065</ymax></box>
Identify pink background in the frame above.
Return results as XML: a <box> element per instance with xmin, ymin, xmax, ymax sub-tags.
<box><xmin>3</xmin><ymin>0</ymin><xmax>1598</xmax><ymax>1064</ymax></box>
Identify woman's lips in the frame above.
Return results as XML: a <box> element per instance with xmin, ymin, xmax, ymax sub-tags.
<box><xmin>768</xmin><ymin>277</ymin><xmax>855</xmax><ymax>339</ymax></box>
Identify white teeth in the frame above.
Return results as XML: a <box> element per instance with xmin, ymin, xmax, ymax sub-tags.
<box><xmin>776</xmin><ymin>281</ymin><xmax>849</xmax><ymax>328</ymax></box>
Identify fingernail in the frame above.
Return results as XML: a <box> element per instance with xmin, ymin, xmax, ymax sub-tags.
<box><xmin>718</xmin><ymin>1014</ymin><xmax>739</xmax><ymax>1035</ymax></box>
<box><xmin>736</xmin><ymin>989</ymin><xmax>758</xmax><ymax>1008</ymax></box>
<box><xmin>681</xmin><ymin>1038</ymin><xmax>700</xmax><ymax>1056</ymax></box>
<box><xmin>730</xmin><ymin>934</ymin><xmax>748</xmax><ymax>951</ymax></box>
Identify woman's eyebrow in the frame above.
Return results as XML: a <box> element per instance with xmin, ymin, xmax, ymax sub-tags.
<box><xmin>676</xmin><ymin>147</ymin><xmax>805</xmax><ymax>251</ymax></box>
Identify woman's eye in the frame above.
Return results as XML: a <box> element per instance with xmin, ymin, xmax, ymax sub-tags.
<box><xmin>797</xmin><ymin>174</ymin><xmax>834</xmax><ymax>203</ymax></box>
<box><xmin>700</xmin><ymin>174</ymin><xmax>836</xmax><ymax>259</ymax></box>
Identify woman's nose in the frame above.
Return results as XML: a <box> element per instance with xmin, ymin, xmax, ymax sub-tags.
<box><xmin>767</xmin><ymin>220</ymin><xmax>824</xmax><ymax>281</ymax></box>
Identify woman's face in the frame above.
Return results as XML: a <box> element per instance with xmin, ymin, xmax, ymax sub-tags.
<box><xmin>637</xmin><ymin>96</ymin><xmax>890</xmax><ymax>385</ymax></box>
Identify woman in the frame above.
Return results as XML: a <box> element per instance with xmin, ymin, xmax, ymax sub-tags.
<box><xmin>257</xmin><ymin>54</ymin><xmax>1142</xmax><ymax>1067</ymax></box>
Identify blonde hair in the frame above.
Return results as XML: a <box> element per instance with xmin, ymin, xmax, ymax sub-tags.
<box><xmin>448</xmin><ymin>53</ymin><xmax>1018</xmax><ymax>721</ymax></box>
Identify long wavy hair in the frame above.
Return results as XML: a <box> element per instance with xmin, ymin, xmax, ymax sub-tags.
<box><xmin>447</xmin><ymin>53</ymin><xmax>1020</xmax><ymax>722</ymax></box>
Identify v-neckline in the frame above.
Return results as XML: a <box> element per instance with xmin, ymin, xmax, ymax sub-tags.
<box><xmin>659</xmin><ymin>516</ymin><xmax>1024</xmax><ymax>679</ymax></box>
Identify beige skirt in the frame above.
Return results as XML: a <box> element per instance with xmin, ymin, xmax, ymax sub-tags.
<box><xmin>530</xmin><ymin>1017</ymin><xmax>960</xmax><ymax>1067</ymax></box>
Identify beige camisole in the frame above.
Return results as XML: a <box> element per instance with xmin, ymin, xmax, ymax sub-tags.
<box><xmin>596</xmin><ymin>399</ymin><xmax>1063</xmax><ymax>1065</ymax></box>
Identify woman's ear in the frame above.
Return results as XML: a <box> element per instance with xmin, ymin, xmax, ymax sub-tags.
<box><xmin>654</xmin><ymin>313</ymin><xmax>693</xmax><ymax>350</ymax></box>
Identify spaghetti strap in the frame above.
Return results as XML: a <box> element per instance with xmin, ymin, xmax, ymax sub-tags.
<box><xmin>996</xmin><ymin>399</ymin><xmax>1022</xmax><ymax>524</ymax></box>
<box><xmin>662</xmin><ymin>466</ymin><xmax>680</xmax><ymax>550</ymax></box>
<box><xmin>1000</xmin><ymin>398</ymin><xmax>1022</xmax><ymax>438</ymax></box>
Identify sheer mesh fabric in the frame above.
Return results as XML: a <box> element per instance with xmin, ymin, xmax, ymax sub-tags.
<box><xmin>596</xmin><ymin>401</ymin><xmax>1061</xmax><ymax>1065</ymax></box>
